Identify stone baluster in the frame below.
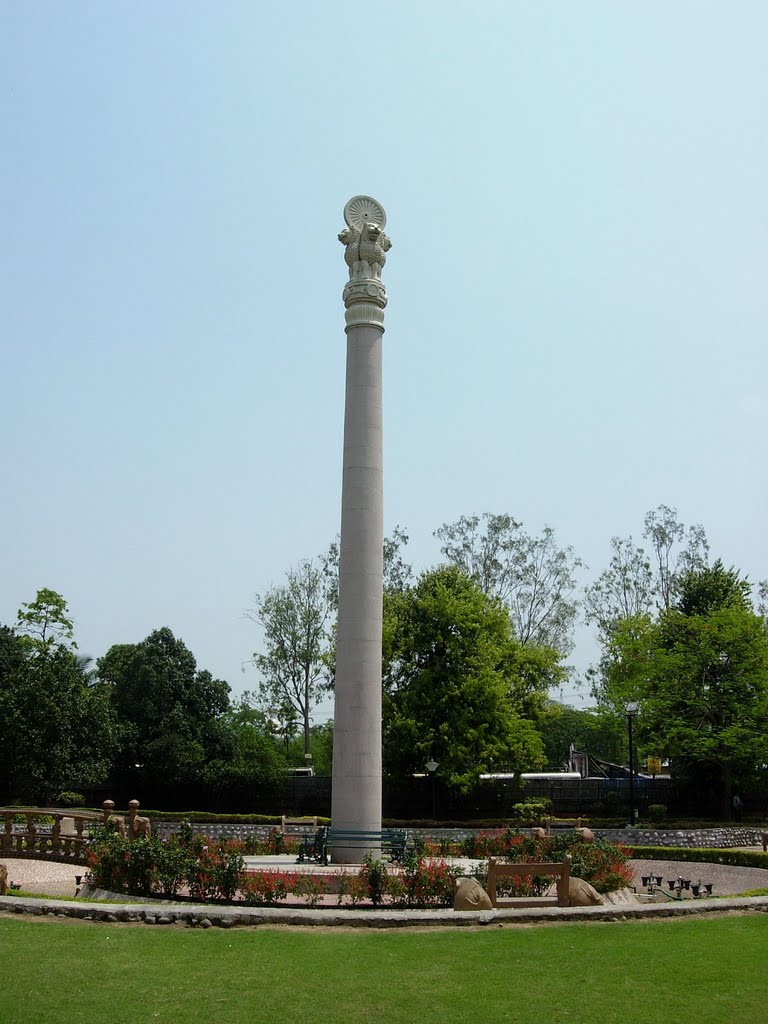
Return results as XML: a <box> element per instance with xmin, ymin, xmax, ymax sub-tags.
<box><xmin>102</xmin><ymin>800</ymin><xmax>115</xmax><ymax>824</ymax></box>
<box><xmin>2</xmin><ymin>812</ymin><xmax>12</xmax><ymax>853</ymax></box>
<box><xmin>128</xmin><ymin>799</ymin><xmax>139</xmax><ymax>840</ymax></box>
<box><xmin>51</xmin><ymin>814</ymin><xmax>62</xmax><ymax>853</ymax></box>
<box><xmin>74</xmin><ymin>816</ymin><xmax>86</xmax><ymax>858</ymax></box>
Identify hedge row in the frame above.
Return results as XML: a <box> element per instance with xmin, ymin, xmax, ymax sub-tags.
<box><xmin>626</xmin><ymin>846</ymin><xmax>768</xmax><ymax>870</ymax></box>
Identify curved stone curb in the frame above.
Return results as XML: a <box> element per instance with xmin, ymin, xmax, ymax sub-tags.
<box><xmin>2</xmin><ymin>893</ymin><xmax>767</xmax><ymax>928</ymax></box>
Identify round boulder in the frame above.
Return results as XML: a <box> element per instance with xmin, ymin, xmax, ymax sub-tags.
<box><xmin>567</xmin><ymin>877</ymin><xmax>603</xmax><ymax>906</ymax></box>
<box><xmin>453</xmin><ymin>876</ymin><xmax>493</xmax><ymax>912</ymax></box>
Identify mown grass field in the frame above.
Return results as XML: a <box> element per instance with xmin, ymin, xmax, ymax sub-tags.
<box><xmin>1</xmin><ymin>914</ymin><xmax>766</xmax><ymax>1023</ymax></box>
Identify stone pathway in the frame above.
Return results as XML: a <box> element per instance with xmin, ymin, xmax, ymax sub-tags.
<box><xmin>0</xmin><ymin>858</ymin><xmax>85</xmax><ymax>897</ymax></box>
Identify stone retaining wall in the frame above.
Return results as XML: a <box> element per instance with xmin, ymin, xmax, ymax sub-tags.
<box><xmin>153</xmin><ymin>822</ymin><xmax>765</xmax><ymax>849</ymax></box>
<box><xmin>595</xmin><ymin>827</ymin><xmax>763</xmax><ymax>848</ymax></box>
<box><xmin>2</xmin><ymin>893</ymin><xmax>768</xmax><ymax>928</ymax></box>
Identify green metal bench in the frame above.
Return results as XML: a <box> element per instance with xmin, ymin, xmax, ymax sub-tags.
<box><xmin>322</xmin><ymin>828</ymin><xmax>411</xmax><ymax>866</ymax></box>
<box><xmin>296</xmin><ymin>826</ymin><xmax>328</xmax><ymax>864</ymax></box>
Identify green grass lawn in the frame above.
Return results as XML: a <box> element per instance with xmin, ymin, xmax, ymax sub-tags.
<box><xmin>1</xmin><ymin>914</ymin><xmax>766</xmax><ymax>1023</ymax></box>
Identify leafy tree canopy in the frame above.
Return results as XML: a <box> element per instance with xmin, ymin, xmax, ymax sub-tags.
<box><xmin>538</xmin><ymin>703</ymin><xmax>627</xmax><ymax>769</ymax></box>
<box><xmin>0</xmin><ymin>625</ymin><xmax>24</xmax><ymax>683</ymax></box>
<box><xmin>382</xmin><ymin>566</ymin><xmax>547</xmax><ymax>792</ymax></box>
<box><xmin>585</xmin><ymin>505</ymin><xmax>710</xmax><ymax>640</ymax></box>
<box><xmin>593</xmin><ymin>561</ymin><xmax>768</xmax><ymax>817</ymax></box>
<box><xmin>246</xmin><ymin>558</ymin><xmax>329</xmax><ymax>755</ymax></box>
<box><xmin>16</xmin><ymin>587</ymin><xmax>77</xmax><ymax>655</ymax></box>
<box><xmin>435</xmin><ymin>513</ymin><xmax>582</xmax><ymax>655</ymax></box>
<box><xmin>201</xmin><ymin>695</ymin><xmax>287</xmax><ymax>795</ymax></box>
<box><xmin>1</xmin><ymin>591</ymin><xmax>113</xmax><ymax>802</ymax></box>
<box><xmin>98</xmin><ymin>627</ymin><xmax>230</xmax><ymax>785</ymax></box>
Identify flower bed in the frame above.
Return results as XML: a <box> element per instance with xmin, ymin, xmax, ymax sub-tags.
<box><xmin>86</xmin><ymin>823</ymin><xmax>632</xmax><ymax>907</ymax></box>
<box><xmin>460</xmin><ymin>829</ymin><xmax>633</xmax><ymax>895</ymax></box>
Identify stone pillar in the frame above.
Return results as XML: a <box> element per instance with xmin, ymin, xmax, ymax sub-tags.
<box><xmin>330</xmin><ymin>196</ymin><xmax>391</xmax><ymax>863</ymax></box>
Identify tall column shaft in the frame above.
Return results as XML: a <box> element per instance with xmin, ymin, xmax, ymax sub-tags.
<box><xmin>331</xmin><ymin>196</ymin><xmax>391</xmax><ymax>863</ymax></box>
<box><xmin>331</xmin><ymin>325</ymin><xmax>383</xmax><ymax>838</ymax></box>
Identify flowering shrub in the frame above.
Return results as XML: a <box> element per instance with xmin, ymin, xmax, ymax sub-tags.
<box><xmin>389</xmin><ymin>855</ymin><xmax>459</xmax><ymax>908</ymax></box>
<box><xmin>460</xmin><ymin>829</ymin><xmax>632</xmax><ymax>895</ymax></box>
<box><xmin>462</xmin><ymin>828</ymin><xmax>526</xmax><ymax>859</ymax></box>
<box><xmin>241</xmin><ymin>870</ymin><xmax>295</xmax><ymax>906</ymax></box>
<box><xmin>359</xmin><ymin>854</ymin><xmax>388</xmax><ymax>906</ymax></box>
<box><xmin>153</xmin><ymin>841</ymin><xmax>197</xmax><ymax>898</ymax></box>
<box><xmin>335</xmin><ymin>872</ymin><xmax>368</xmax><ymax>906</ymax></box>
<box><xmin>555</xmin><ymin>838</ymin><xmax>633</xmax><ymax>894</ymax></box>
<box><xmin>89</xmin><ymin>828</ymin><xmax>246</xmax><ymax>899</ymax></box>
<box><xmin>293</xmin><ymin>873</ymin><xmax>330</xmax><ymax>907</ymax></box>
<box><xmin>88</xmin><ymin>827</ymin><xmax>163</xmax><ymax>896</ymax></box>
<box><xmin>187</xmin><ymin>841</ymin><xmax>245</xmax><ymax>901</ymax></box>
<box><xmin>422</xmin><ymin>838</ymin><xmax>463</xmax><ymax>858</ymax></box>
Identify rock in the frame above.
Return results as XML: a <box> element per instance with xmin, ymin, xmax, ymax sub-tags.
<box><xmin>567</xmin><ymin>878</ymin><xmax>604</xmax><ymax>907</ymax></box>
<box><xmin>530</xmin><ymin>827</ymin><xmax>548</xmax><ymax>840</ymax></box>
<box><xmin>575</xmin><ymin>828</ymin><xmax>595</xmax><ymax>843</ymax></box>
<box><xmin>156</xmin><ymin>916</ymin><xmax>172</xmax><ymax>925</ymax></box>
<box><xmin>199</xmin><ymin>917</ymin><xmax>213</xmax><ymax>929</ymax></box>
<box><xmin>453</xmin><ymin>877</ymin><xmax>493</xmax><ymax>912</ymax></box>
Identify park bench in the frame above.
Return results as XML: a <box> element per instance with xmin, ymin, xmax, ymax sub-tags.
<box><xmin>296</xmin><ymin>826</ymin><xmax>328</xmax><ymax>864</ymax></box>
<box><xmin>280</xmin><ymin>816</ymin><xmax>319</xmax><ymax>860</ymax></box>
<box><xmin>280</xmin><ymin>815</ymin><xmax>318</xmax><ymax>840</ymax></box>
<box><xmin>545</xmin><ymin>817</ymin><xmax>583</xmax><ymax>834</ymax></box>
<box><xmin>319</xmin><ymin>828</ymin><xmax>412</xmax><ymax>866</ymax></box>
<box><xmin>486</xmin><ymin>854</ymin><xmax>572</xmax><ymax>909</ymax></box>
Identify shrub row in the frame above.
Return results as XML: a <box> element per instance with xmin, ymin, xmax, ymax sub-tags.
<box><xmin>626</xmin><ymin>846</ymin><xmax>768</xmax><ymax>870</ymax></box>
<box><xmin>86</xmin><ymin>826</ymin><xmax>462</xmax><ymax>907</ymax></box>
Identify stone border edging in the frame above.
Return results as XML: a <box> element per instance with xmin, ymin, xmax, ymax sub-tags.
<box><xmin>2</xmin><ymin>893</ymin><xmax>767</xmax><ymax>928</ymax></box>
<box><xmin>595</xmin><ymin>827</ymin><xmax>764</xmax><ymax>848</ymax></box>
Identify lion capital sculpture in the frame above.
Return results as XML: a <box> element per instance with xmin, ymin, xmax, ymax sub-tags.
<box><xmin>338</xmin><ymin>221</ymin><xmax>391</xmax><ymax>281</ymax></box>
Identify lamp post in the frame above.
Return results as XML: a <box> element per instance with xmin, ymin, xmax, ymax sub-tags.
<box><xmin>626</xmin><ymin>702</ymin><xmax>639</xmax><ymax>826</ymax></box>
<box><xmin>425</xmin><ymin>759</ymin><xmax>438</xmax><ymax>821</ymax></box>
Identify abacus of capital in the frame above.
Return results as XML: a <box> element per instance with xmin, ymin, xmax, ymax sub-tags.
<box><xmin>330</xmin><ymin>196</ymin><xmax>391</xmax><ymax>863</ymax></box>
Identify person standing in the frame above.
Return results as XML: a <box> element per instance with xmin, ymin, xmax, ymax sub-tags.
<box><xmin>732</xmin><ymin>792</ymin><xmax>743</xmax><ymax>822</ymax></box>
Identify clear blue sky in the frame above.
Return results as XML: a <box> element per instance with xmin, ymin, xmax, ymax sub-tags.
<box><xmin>2</xmin><ymin>2</ymin><xmax>766</xmax><ymax>713</ymax></box>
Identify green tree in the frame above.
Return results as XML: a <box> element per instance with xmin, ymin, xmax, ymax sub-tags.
<box><xmin>285</xmin><ymin>720</ymin><xmax>334</xmax><ymax>775</ymax></box>
<box><xmin>247</xmin><ymin>559</ymin><xmax>329</xmax><ymax>756</ymax></box>
<box><xmin>0</xmin><ymin>625</ymin><xmax>24</xmax><ymax>682</ymax></box>
<box><xmin>583</xmin><ymin>537</ymin><xmax>655</xmax><ymax>639</ymax></box>
<box><xmin>435</xmin><ymin>513</ymin><xmax>583</xmax><ymax>655</ymax></box>
<box><xmin>0</xmin><ymin>592</ymin><xmax>114</xmax><ymax>802</ymax></box>
<box><xmin>595</xmin><ymin>562</ymin><xmax>768</xmax><ymax>819</ymax></box>
<box><xmin>321</xmin><ymin>525</ymin><xmax>413</xmax><ymax>611</ymax></box>
<box><xmin>98</xmin><ymin>627</ymin><xmax>230</xmax><ymax>786</ymax></box>
<box><xmin>201</xmin><ymin>696</ymin><xmax>287</xmax><ymax>802</ymax></box>
<box><xmin>382</xmin><ymin>566</ymin><xmax>546</xmax><ymax>792</ymax></box>
<box><xmin>643</xmin><ymin>505</ymin><xmax>709</xmax><ymax>611</ymax></box>
<box><xmin>16</xmin><ymin>587</ymin><xmax>77</xmax><ymax>654</ymax></box>
<box><xmin>585</xmin><ymin>506</ymin><xmax>710</xmax><ymax>641</ymax></box>
<box><xmin>537</xmin><ymin>703</ymin><xmax>627</xmax><ymax>768</ymax></box>
<box><xmin>0</xmin><ymin>648</ymin><xmax>115</xmax><ymax>802</ymax></box>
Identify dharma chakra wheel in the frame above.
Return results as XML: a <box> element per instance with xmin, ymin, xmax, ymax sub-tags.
<box><xmin>343</xmin><ymin>195</ymin><xmax>386</xmax><ymax>230</ymax></box>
